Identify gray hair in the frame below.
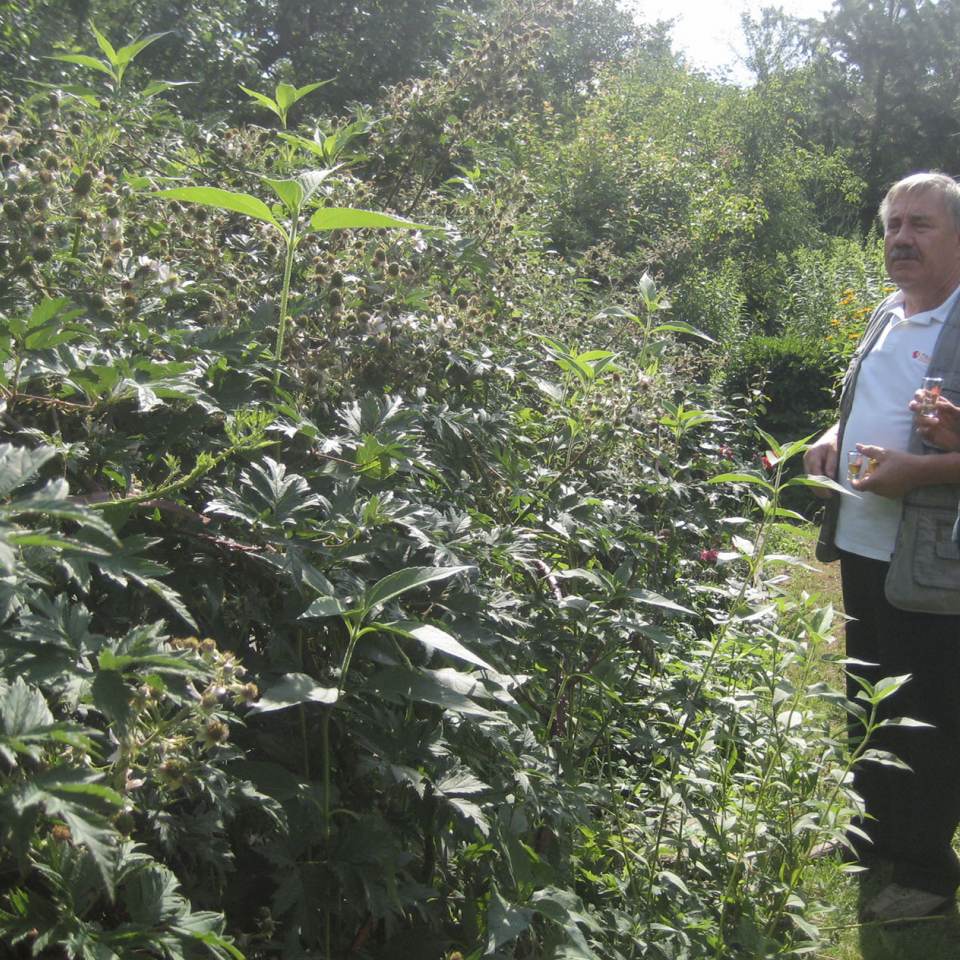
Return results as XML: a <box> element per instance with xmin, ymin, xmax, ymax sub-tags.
<box><xmin>880</xmin><ymin>172</ymin><xmax>960</xmax><ymax>233</ymax></box>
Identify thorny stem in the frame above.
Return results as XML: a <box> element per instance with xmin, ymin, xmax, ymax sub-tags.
<box><xmin>88</xmin><ymin>438</ymin><xmax>259</xmax><ymax>511</ymax></box>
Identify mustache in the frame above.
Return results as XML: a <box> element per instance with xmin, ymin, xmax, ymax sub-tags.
<box><xmin>889</xmin><ymin>246</ymin><xmax>919</xmax><ymax>261</ymax></box>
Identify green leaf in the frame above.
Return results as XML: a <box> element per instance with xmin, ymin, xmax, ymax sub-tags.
<box><xmin>756</xmin><ymin>426</ymin><xmax>783</xmax><ymax>455</ymax></box>
<box><xmin>115</xmin><ymin>32</ymin><xmax>169</xmax><ymax>67</ymax></box>
<box><xmin>4</xmin><ymin>484</ymin><xmax>120</xmax><ymax>543</ymax></box>
<box><xmin>0</xmin><ymin>445</ymin><xmax>57</xmax><ymax>499</ymax></box>
<box><xmin>310</xmin><ymin>207</ymin><xmax>433</xmax><ymax>232</ymax></box>
<box><xmin>870</xmin><ymin>673</ymin><xmax>913</xmax><ymax>702</ymax></box>
<box><xmin>50</xmin><ymin>53</ymin><xmax>115</xmax><ymax>78</ymax></box>
<box><xmin>658</xmin><ymin>869</ymin><xmax>691</xmax><ymax>895</ymax></box>
<box><xmin>532</xmin><ymin>377</ymin><xmax>563</xmax><ymax>401</ymax></box>
<box><xmin>528</xmin><ymin>888</ymin><xmax>599</xmax><ymax>959</ymax></box>
<box><xmin>142</xmin><ymin>577</ymin><xmax>198</xmax><ymax>631</ymax></box>
<box><xmin>637</xmin><ymin>271</ymin><xmax>658</xmax><ymax>306</ymax></box>
<box><xmin>554</xmin><ymin>568</ymin><xmax>606</xmax><ymax>588</ymax></box>
<box><xmin>785</xmin><ymin>475</ymin><xmax>859</xmax><ymax>497</ymax></box>
<box><xmin>577</xmin><ymin>349</ymin><xmax>616</xmax><ymax>364</ymax></box>
<box><xmin>708</xmin><ymin>472</ymin><xmax>772</xmax><ymax>487</ymax></box>
<box><xmin>363</xmin><ymin>565</ymin><xmax>472</xmax><ymax>613</ymax></box>
<box><xmin>52</xmin><ymin>83</ymin><xmax>102</xmax><ymax>107</ymax></box>
<box><xmin>26</xmin><ymin>296</ymin><xmax>73</xmax><ymax>331</ymax></box>
<box><xmin>227</xmin><ymin>759</ymin><xmax>306</xmax><ymax>801</ymax></box>
<box><xmin>858</xmin><ymin>747</ymin><xmax>912</xmax><ymax>770</ymax></box>
<box><xmin>273</xmin><ymin>80</ymin><xmax>330</xmax><ymax>116</ymax></box>
<box><xmin>278</xmin><ymin>132</ymin><xmax>329</xmax><ymax>159</ymax></box>
<box><xmin>878</xmin><ymin>715</ymin><xmax>935</xmax><ymax>729</ymax></box>
<box><xmin>382</xmin><ymin>620</ymin><xmax>494</xmax><ymax>671</ymax></box>
<box><xmin>124</xmin><ymin>863</ymin><xmax>187</xmax><ymax>925</ymax></box>
<box><xmin>1</xmin><ymin>677</ymin><xmax>54</xmax><ymax>737</ymax></box>
<box><xmin>238</xmin><ymin>85</ymin><xmax>281</xmax><ymax>119</ymax></box>
<box><xmin>154</xmin><ymin>187</ymin><xmax>285</xmax><ymax>235</ymax></box>
<box><xmin>436</xmin><ymin>768</ymin><xmax>489</xmax><ymax>796</ymax></box>
<box><xmin>779</xmin><ymin>434</ymin><xmax>816</xmax><ymax>461</ymax></box>
<box><xmin>365</xmin><ymin>667</ymin><xmax>498</xmax><ymax>718</ymax></box>
<box><xmin>529</xmin><ymin>886</ymin><xmax>602</xmax><ymax>931</ymax></box>
<box><xmin>250</xmin><ymin>673</ymin><xmax>339</xmax><ymax>713</ymax></box>
<box><xmin>298</xmin><ymin>168</ymin><xmax>338</xmax><ymax>201</ymax></box>
<box><xmin>91</xmin><ymin>25</ymin><xmax>119</xmax><ymax>65</ymax></box>
<box><xmin>264</xmin><ymin>177</ymin><xmax>303</xmax><ymax>214</ymax></box>
<box><xmin>295</xmin><ymin>79</ymin><xmax>330</xmax><ymax>101</ymax></box>
<box><xmin>274</xmin><ymin>82</ymin><xmax>298</xmax><ymax>114</ymax></box>
<box><xmin>300</xmin><ymin>595</ymin><xmax>353</xmax><ymax>619</ymax></box>
<box><xmin>446</xmin><ymin>795</ymin><xmax>490</xmax><ymax>835</ymax></box>
<box><xmin>650</xmin><ymin>321</ymin><xmax>715</xmax><ymax>343</ymax></box>
<box><xmin>12</xmin><ymin>767</ymin><xmax>122</xmax><ymax>893</ymax></box>
<box><xmin>91</xmin><ymin>670</ymin><xmax>132</xmax><ymax>737</ymax></box>
<box><xmin>486</xmin><ymin>886</ymin><xmax>534</xmax><ymax>954</ymax></box>
<box><xmin>141</xmin><ymin>79</ymin><xmax>195</xmax><ymax>98</ymax></box>
<box><xmin>626</xmin><ymin>588</ymin><xmax>694</xmax><ymax>616</ymax></box>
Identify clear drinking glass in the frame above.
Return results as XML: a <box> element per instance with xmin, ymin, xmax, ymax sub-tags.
<box><xmin>847</xmin><ymin>450</ymin><xmax>864</xmax><ymax>480</ymax></box>
<box><xmin>920</xmin><ymin>376</ymin><xmax>943</xmax><ymax>419</ymax></box>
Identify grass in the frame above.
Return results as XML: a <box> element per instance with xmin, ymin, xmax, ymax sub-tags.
<box><xmin>773</xmin><ymin>521</ymin><xmax>960</xmax><ymax>960</ymax></box>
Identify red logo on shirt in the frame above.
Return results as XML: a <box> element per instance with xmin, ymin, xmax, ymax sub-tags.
<box><xmin>913</xmin><ymin>350</ymin><xmax>931</xmax><ymax>363</ymax></box>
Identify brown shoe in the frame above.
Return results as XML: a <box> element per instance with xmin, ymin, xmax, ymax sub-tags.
<box><xmin>859</xmin><ymin>883</ymin><xmax>953</xmax><ymax>923</ymax></box>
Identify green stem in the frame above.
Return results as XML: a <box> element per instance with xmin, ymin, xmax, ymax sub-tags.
<box><xmin>322</xmin><ymin>709</ymin><xmax>332</xmax><ymax>960</ymax></box>
<box><xmin>643</xmin><ymin>475</ymin><xmax>775</xmax><ymax>923</ymax></box>
<box><xmin>299</xmin><ymin>631</ymin><xmax>311</xmax><ymax>781</ymax></box>
<box><xmin>273</xmin><ymin>217</ymin><xmax>300</xmax><ymax>389</ymax></box>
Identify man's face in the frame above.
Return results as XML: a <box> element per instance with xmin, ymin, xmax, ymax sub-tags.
<box><xmin>883</xmin><ymin>189</ymin><xmax>960</xmax><ymax>304</ymax></box>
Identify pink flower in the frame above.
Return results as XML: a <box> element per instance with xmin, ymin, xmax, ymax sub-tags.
<box><xmin>699</xmin><ymin>548</ymin><xmax>719</xmax><ymax>563</ymax></box>
<box><xmin>719</xmin><ymin>445</ymin><xmax>734</xmax><ymax>459</ymax></box>
<box><xmin>761</xmin><ymin>454</ymin><xmax>773</xmax><ymax>470</ymax></box>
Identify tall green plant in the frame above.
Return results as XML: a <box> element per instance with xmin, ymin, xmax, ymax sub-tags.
<box><xmin>154</xmin><ymin>172</ymin><xmax>433</xmax><ymax>387</ymax></box>
<box><xmin>51</xmin><ymin>24</ymin><xmax>168</xmax><ymax>94</ymax></box>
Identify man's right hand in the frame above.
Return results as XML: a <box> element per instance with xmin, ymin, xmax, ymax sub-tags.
<box><xmin>803</xmin><ymin>422</ymin><xmax>840</xmax><ymax>499</ymax></box>
<box><xmin>910</xmin><ymin>392</ymin><xmax>960</xmax><ymax>451</ymax></box>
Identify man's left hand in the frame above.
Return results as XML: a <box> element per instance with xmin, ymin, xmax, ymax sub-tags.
<box><xmin>851</xmin><ymin>444</ymin><xmax>924</xmax><ymax>499</ymax></box>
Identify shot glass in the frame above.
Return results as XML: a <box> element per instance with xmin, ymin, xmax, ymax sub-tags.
<box><xmin>847</xmin><ymin>450</ymin><xmax>864</xmax><ymax>480</ymax></box>
<box><xmin>920</xmin><ymin>376</ymin><xmax>943</xmax><ymax>419</ymax></box>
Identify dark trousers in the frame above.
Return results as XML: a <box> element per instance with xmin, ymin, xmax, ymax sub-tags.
<box><xmin>840</xmin><ymin>552</ymin><xmax>960</xmax><ymax>895</ymax></box>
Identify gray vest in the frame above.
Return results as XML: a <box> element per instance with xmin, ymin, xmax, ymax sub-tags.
<box><xmin>815</xmin><ymin>292</ymin><xmax>960</xmax><ymax>612</ymax></box>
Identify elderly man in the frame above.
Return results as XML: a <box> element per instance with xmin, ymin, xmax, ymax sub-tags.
<box><xmin>804</xmin><ymin>171</ymin><xmax>960</xmax><ymax>922</ymax></box>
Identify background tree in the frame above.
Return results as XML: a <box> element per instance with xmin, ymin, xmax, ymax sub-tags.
<box><xmin>807</xmin><ymin>0</ymin><xmax>960</xmax><ymax>223</ymax></box>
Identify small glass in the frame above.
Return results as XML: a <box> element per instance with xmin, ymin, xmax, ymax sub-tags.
<box><xmin>920</xmin><ymin>376</ymin><xmax>943</xmax><ymax>419</ymax></box>
<box><xmin>847</xmin><ymin>450</ymin><xmax>864</xmax><ymax>480</ymax></box>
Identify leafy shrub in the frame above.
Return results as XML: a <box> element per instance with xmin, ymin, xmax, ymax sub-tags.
<box><xmin>0</xmin><ymin>16</ymin><xmax>874</xmax><ymax>960</ymax></box>
<box><xmin>722</xmin><ymin>333</ymin><xmax>838</xmax><ymax>442</ymax></box>
<box><xmin>778</xmin><ymin>233</ymin><xmax>890</xmax><ymax>369</ymax></box>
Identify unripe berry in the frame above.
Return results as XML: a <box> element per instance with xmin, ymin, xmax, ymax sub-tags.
<box><xmin>72</xmin><ymin>171</ymin><xmax>93</xmax><ymax>196</ymax></box>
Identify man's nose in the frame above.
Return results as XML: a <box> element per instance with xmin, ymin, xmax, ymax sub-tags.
<box><xmin>890</xmin><ymin>223</ymin><xmax>915</xmax><ymax>244</ymax></box>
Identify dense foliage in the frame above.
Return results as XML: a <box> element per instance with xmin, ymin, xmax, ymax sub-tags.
<box><xmin>2</xmin><ymin>0</ymin><xmax>957</xmax><ymax>957</ymax></box>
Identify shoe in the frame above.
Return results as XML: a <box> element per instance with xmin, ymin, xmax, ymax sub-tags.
<box><xmin>859</xmin><ymin>882</ymin><xmax>953</xmax><ymax>922</ymax></box>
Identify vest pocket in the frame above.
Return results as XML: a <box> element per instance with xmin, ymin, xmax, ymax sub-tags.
<box><xmin>913</xmin><ymin>509</ymin><xmax>960</xmax><ymax>588</ymax></box>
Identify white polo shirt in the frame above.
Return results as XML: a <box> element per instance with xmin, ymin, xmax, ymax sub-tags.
<box><xmin>835</xmin><ymin>286</ymin><xmax>960</xmax><ymax>560</ymax></box>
